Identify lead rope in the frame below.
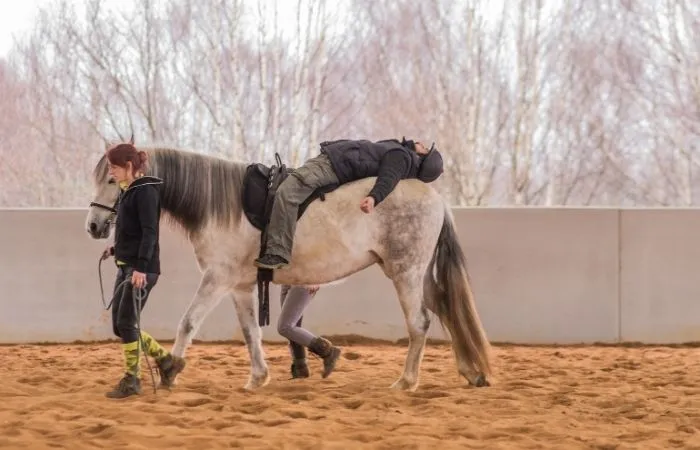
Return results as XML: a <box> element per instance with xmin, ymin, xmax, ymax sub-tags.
<box><xmin>98</xmin><ymin>253</ymin><xmax>157</xmax><ymax>394</ymax></box>
<box><xmin>98</xmin><ymin>254</ymin><xmax>113</xmax><ymax>310</ymax></box>
<box><xmin>134</xmin><ymin>285</ymin><xmax>158</xmax><ymax>394</ymax></box>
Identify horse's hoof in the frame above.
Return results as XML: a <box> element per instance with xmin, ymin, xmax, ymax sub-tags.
<box><xmin>390</xmin><ymin>378</ymin><xmax>418</xmax><ymax>391</ymax></box>
<box><xmin>472</xmin><ymin>373</ymin><xmax>490</xmax><ymax>388</ymax></box>
<box><xmin>244</xmin><ymin>372</ymin><xmax>271</xmax><ymax>390</ymax></box>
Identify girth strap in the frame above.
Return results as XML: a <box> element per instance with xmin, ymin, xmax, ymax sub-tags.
<box><xmin>257</xmin><ymin>153</ymin><xmax>286</xmax><ymax>327</ymax></box>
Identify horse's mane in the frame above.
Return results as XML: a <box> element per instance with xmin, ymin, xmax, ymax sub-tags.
<box><xmin>93</xmin><ymin>146</ymin><xmax>248</xmax><ymax>236</ymax></box>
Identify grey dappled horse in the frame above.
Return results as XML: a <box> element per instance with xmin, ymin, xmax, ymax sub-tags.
<box><xmin>85</xmin><ymin>144</ymin><xmax>493</xmax><ymax>391</ymax></box>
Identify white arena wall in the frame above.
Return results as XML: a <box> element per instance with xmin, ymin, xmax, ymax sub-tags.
<box><xmin>1</xmin><ymin>207</ymin><xmax>698</xmax><ymax>345</ymax></box>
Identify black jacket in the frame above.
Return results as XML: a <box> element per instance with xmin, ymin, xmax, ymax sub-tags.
<box><xmin>113</xmin><ymin>176</ymin><xmax>163</xmax><ymax>274</ymax></box>
<box><xmin>319</xmin><ymin>139</ymin><xmax>421</xmax><ymax>205</ymax></box>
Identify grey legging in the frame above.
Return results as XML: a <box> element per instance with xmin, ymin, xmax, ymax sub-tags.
<box><xmin>278</xmin><ymin>284</ymin><xmax>318</xmax><ymax>347</ymax></box>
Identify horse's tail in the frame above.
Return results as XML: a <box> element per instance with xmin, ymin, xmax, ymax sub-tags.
<box><xmin>425</xmin><ymin>205</ymin><xmax>492</xmax><ymax>381</ymax></box>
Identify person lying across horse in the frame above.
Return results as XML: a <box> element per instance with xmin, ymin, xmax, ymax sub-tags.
<box><xmin>255</xmin><ymin>137</ymin><xmax>444</xmax><ymax>271</ymax></box>
<box><xmin>255</xmin><ymin>138</ymin><xmax>444</xmax><ymax>376</ymax></box>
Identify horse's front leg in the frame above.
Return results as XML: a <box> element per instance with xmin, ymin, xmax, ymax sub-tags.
<box><xmin>230</xmin><ymin>285</ymin><xmax>270</xmax><ymax>390</ymax></box>
<box><xmin>171</xmin><ymin>270</ymin><xmax>228</xmax><ymax>360</ymax></box>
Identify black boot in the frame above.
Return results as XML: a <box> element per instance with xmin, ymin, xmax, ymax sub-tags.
<box><xmin>156</xmin><ymin>354</ymin><xmax>187</xmax><ymax>388</ymax></box>
<box><xmin>254</xmin><ymin>254</ymin><xmax>289</xmax><ymax>269</ymax></box>
<box><xmin>289</xmin><ymin>341</ymin><xmax>309</xmax><ymax>378</ymax></box>
<box><xmin>105</xmin><ymin>373</ymin><xmax>142</xmax><ymax>399</ymax></box>
<box><xmin>291</xmin><ymin>358</ymin><xmax>310</xmax><ymax>378</ymax></box>
<box><xmin>308</xmin><ymin>337</ymin><xmax>341</xmax><ymax>378</ymax></box>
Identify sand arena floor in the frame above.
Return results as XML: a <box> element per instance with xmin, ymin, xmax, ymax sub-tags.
<box><xmin>0</xmin><ymin>338</ymin><xmax>699</xmax><ymax>449</ymax></box>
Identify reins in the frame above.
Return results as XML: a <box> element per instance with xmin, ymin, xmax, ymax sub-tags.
<box><xmin>98</xmin><ymin>253</ymin><xmax>158</xmax><ymax>394</ymax></box>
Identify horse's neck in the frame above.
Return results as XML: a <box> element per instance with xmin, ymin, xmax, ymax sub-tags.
<box><xmin>151</xmin><ymin>167</ymin><xmax>247</xmax><ymax>242</ymax></box>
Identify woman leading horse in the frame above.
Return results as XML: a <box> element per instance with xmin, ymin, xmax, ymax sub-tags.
<box><xmin>102</xmin><ymin>142</ymin><xmax>186</xmax><ymax>399</ymax></box>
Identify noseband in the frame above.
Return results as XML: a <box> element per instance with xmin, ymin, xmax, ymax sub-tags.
<box><xmin>89</xmin><ymin>201</ymin><xmax>117</xmax><ymax>214</ymax></box>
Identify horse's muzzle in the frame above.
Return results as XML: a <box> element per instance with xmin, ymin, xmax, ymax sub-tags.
<box><xmin>87</xmin><ymin>220</ymin><xmax>110</xmax><ymax>239</ymax></box>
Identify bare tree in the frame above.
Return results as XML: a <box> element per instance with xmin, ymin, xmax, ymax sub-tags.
<box><xmin>620</xmin><ymin>1</ymin><xmax>700</xmax><ymax>205</ymax></box>
<box><xmin>3</xmin><ymin>0</ymin><xmax>699</xmax><ymax>208</ymax></box>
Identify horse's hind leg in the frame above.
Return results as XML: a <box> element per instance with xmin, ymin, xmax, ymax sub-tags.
<box><xmin>231</xmin><ymin>286</ymin><xmax>270</xmax><ymax>390</ymax></box>
<box><xmin>390</xmin><ymin>275</ymin><xmax>431</xmax><ymax>392</ymax></box>
<box><xmin>171</xmin><ymin>270</ymin><xmax>228</xmax><ymax>360</ymax></box>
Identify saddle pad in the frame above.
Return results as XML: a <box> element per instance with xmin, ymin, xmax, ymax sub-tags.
<box><xmin>241</xmin><ymin>162</ymin><xmax>340</xmax><ymax>231</ymax></box>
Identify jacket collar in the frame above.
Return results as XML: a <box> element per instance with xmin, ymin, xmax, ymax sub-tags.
<box><xmin>121</xmin><ymin>175</ymin><xmax>163</xmax><ymax>193</ymax></box>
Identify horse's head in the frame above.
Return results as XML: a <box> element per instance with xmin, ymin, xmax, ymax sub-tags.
<box><xmin>85</xmin><ymin>137</ymin><xmax>133</xmax><ymax>239</ymax></box>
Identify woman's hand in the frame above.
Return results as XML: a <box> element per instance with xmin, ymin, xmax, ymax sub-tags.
<box><xmin>131</xmin><ymin>270</ymin><xmax>147</xmax><ymax>289</ymax></box>
<box><xmin>101</xmin><ymin>246</ymin><xmax>114</xmax><ymax>261</ymax></box>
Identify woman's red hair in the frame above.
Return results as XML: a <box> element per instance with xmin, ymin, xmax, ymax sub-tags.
<box><xmin>106</xmin><ymin>143</ymin><xmax>149</xmax><ymax>176</ymax></box>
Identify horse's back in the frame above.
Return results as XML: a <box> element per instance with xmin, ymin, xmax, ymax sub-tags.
<box><xmin>274</xmin><ymin>177</ymin><xmax>445</xmax><ymax>284</ymax></box>
<box><xmin>309</xmin><ymin>176</ymin><xmax>442</xmax><ymax>210</ymax></box>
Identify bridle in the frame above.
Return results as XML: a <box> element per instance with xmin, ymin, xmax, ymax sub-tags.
<box><xmin>88</xmin><ymin>186</ymin><xmax>122</xmax><ymax>235</ymax></box>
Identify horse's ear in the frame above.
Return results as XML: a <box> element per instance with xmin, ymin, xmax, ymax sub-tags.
<box><xmin>128</xmin><ymin>133</ymin><xmax>134</xmax><ymax>145</ymax></box>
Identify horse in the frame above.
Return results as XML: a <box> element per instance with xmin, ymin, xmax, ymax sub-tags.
<box><xmin>85</xmin><ymin>141</ymin><xmax>493</xmax><ymax>391</ymax></box>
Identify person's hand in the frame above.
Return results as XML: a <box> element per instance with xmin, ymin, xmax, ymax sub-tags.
<box><xmin>101</xmin><ymin>246</ymin><xmax>114</xmax><ymax>261</ymax></box>
<box><xmin>131</xmin><ymin>270</ymin><xmax>147</xmax><ymax>289</ymax></box>
<box><xmin>360</xmin><ymin>196</ymin><xmax>375</xmax><ymax>214</ymax></box>
<box><xmin>306</xmin><ymin>285</ymin><xmax>320</xmax><ymax>295</ymax></box>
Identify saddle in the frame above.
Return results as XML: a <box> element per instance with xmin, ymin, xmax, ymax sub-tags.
<box><xmin>241</xmin><ymin>153</ymin><xmax>339</xmax><ymax>327</ymax></box>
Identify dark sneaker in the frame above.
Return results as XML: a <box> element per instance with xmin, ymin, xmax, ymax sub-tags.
<box><xmin>156</xmin><ymin>354</ymin><xmax>186</xmax><ymax>388</ymax></box>
<box><xmin>291</xmin><ymin>358</ymin><xmax>310</xmax><ymax>379</ymax></box>
<box><xmin>308</xmin><ymin>337</ymin><xmax>342</xmax><ymax>378</ymax></box>
<box><xmin>254</xmin><ymin>254</ymin><xmax>289</xmax><ymax>269</ymax></box>
<box><xmin>105</xmin><ymin>373</ymin><xmax>141</xmax><ymax>399</ymax></box>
